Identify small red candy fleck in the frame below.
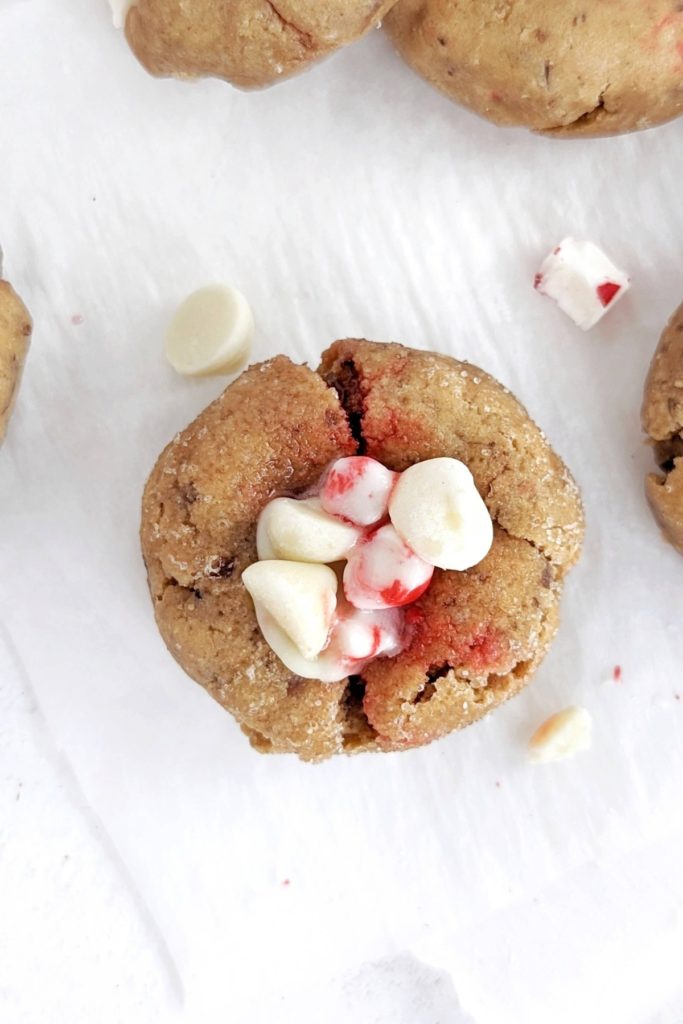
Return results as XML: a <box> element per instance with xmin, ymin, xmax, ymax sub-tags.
<box><xmin>71</xmin><ymin>313</ymin><xmax>84</xmax><ymax>325</ymax></box>
<box><xmin>597</xmin><ymin>282</ymin><xmax>621</xmax><ymax>307</ymax></box>
<box><xmin>282</xmin><ymin>879</ymin><xmax>291</xmax><ymax>887</ymax></box>
<box><xmin>370</xmin><ymin>625</ymin><xmax>383</xmax><ymax>657</ymax></box>
<box><xmin>533</xmin><ymin>273</ymin><xmax>543</xmax><ymax>289</ymax></box>
<box><xmin>379</xmin><ymin>578</ymin><xmax>431</xmax><ymax>607</ymax></box>
<box><xmin>613</xmin><ymin>664</ymin><xmax>622</xmax><ymax>683</ymax></box>
<box><xmin>553</xmin><ymin>246</ymin><xmax>561</xmax><ymax>255</ymax></box>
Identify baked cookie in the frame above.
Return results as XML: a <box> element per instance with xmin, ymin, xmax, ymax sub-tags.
<box><xmin>124</xmin><ymin>0</ymin><xmax>398</xmax><ymax>88</ymax></box>
<box><xmin>384</xmin><ymin>0</ymin><xmax>683</xmax><ymax>137</ymax></box>
<box><xmin>141</xmin><ymin>339</ymin><xmax>584</xmax><ymax>760</ymax></box>
<box><xmin>642</xmin><ymin>302</ymin><xmax>683</xmax><ymax>556</ymax></box>
<box><xmin>0</xmin><ymin>279</ymin><xmax>32</xmax><ymax>444</ymax></box>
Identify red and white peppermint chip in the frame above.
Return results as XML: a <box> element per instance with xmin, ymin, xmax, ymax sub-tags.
<box><xmin>534</xmin><ymin>237</ymin><xmax>630</xmax><ymax>331</ymax></box>
<box><xmin>332</xmin><ymin>605</ymin><xmax>403</xmax><ymax>663</ymax></box>
<box><xmin>319</xmin><ymin>456</ymin><xmax>398</xmax><ymax>526</ymax></box>
<box><xmin>343</xmin><ymin>523</ymin><xmax>433</xmax><ymax>610</ymax></box>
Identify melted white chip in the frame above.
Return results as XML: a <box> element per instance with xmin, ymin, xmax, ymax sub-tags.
<box><xmin>165</xmin><ymin>284</ymin><xmax>254</xmax><ymax>377</ymax></box>
<box><xmin>256</xmin><ymin>497</ymin><xmax>361</xmax><ymax>563</ymax></box>
<box><xmin>241</xmin><ymin>560</ymin><xmax>337</xmax><ymax>660</ymax></box>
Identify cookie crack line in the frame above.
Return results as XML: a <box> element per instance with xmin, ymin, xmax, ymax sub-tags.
<box><xmin>542</xmin><ymin>86</ymin><xmax>610</xmax><ymax>135</ymax></box>
<box><xmin>493</xmin><ymin>515</ymin><xmax>563</xmax><ymax>572</ymax></box>
<box><xmin>264</xmin><ymin>1</ymin><xmax>314</xmax><ymax>49</ymax></box>
<box><xmin>321</xmin><ymin>356</ymin><xmax>366</xmax><ymax>453</ymax></box>
<box><xmin>339</xmin><ymin>674</ymin><xmax>380</xmax><ymax>747</ymax></box>
<box><xmin>335</xmin><ymin>541</ymin><xmax>561</xmax><ymax>748</ymax></box>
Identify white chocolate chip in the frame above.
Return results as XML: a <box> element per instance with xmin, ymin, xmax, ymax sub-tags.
<box><xmin>389</xmin><ymin>457</ymin><xmax>493</xmax><ymax>571</ymax></box>
<box><xmin>256</xmin><ymin>497</ymin><xmax>361</xmax><ymax>563</ymax></box>
<box><xmin>241</xmin><ymin>560</ymin><xmax>337</xmax><ymax>660</ymax></box>
<box><xmin>165</xmin><ymin>284</ymin><xmax>254</xmax><ymax>377</ymax></box>
<box><xmin>251</xmin><ymin>605</ymin><xmax>341</xmax><ymax>681</ymax></box>
<box><xmin>528</xmin><ymin>706</ymin><xmax>592</xmax><ymax>763</ymax></box>
<box><xmin>534</xmin><ymin>238</ymin><xmax>630</xmax><ymax>331</ymax></box>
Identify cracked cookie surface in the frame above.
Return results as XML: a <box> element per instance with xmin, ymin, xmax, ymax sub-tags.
<box><xmin>384</xmin><ymin>0</ymin><xmax>683</xmax><ymax>137</ymax></box>
<box><xmin>141</xmin><ymin>340</ymin><xmax>584</xmax><ymax>760</ymax></box>
<box><xmin>642</xmin><ymin>302</ymin><xmax>683</xmax><ymax>555</ymax></box>
<box><xmin>125</xmin><ymin>0</ymin><xmax>398</xmax><ymax>88</ymax></box>
<box><xmin>0</xmin><ymin>280</ymin><xmax>32</xmax><ymax>444</ymax></box>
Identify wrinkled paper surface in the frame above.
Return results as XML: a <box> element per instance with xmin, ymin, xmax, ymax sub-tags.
<box><xmin>1</xmin><ymin>2</ymin><xmax>683</xmax><ymax>1021</ymax></box>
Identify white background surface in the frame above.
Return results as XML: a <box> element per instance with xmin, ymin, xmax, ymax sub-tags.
<box><xmin>1</xmin><ymin>2</ymin><xmax>683</xmax><ymax>1021</ymax></box>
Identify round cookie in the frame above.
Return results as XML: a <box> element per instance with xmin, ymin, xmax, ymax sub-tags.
<box><xmin>384</xmin><ymin>0</ymin><xmax>683</xmax><ymax>137</ymax></box>
<box><xmin>141</xmin><ymin>339</ymin><xmax>584</xmax><ymax>761</ymax></box>
<box><xmin>125</xmin><ymin>0</ymin><xmax>398</xmax><ymax>88</ymax></box>
<box><xmin>642</xmin><ymin>302</ymin><xmax>683</xmax><ymax>556</ymax></box>
<box><xmin>0</xmin><ymin>279</ymin><xmax>32</xmax><ymax>444</ymax></box>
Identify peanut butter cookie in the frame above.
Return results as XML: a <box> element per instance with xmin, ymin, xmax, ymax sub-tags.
<box><xmin>141</xmin><ymin>340</ymin><xmax>584</xmax><ymax>760</ymax></box>
<box><xmin>125</xmin><ymin>0</ymin><xmax>398</xmax><ymax>88</ymax></box>
<box><xmin>385</xmin><ymin>0</ymin><xmax>683</xmax><ymax>137</ymax></box>
<box><xmin>642</xmin><ymin>302</ymin><xmax>683</xmax><ymax>555</ymax></box>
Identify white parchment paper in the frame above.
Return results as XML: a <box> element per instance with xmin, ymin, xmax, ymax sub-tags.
<box><xmin>1</xmin><ymin>2</ymin><xmax>683</xmax><ymax>1021</ymax></box>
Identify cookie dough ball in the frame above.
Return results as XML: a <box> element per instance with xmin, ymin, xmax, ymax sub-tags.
<box><xmin>0</xmin><ymin>280</ymin><xmax>32</xmax><ymax>444</ymax></box>
<box><xmin>125</xmin><ymin>0</ymin><xmax>398</xmax><ymax>88</ymax></box>
<box><xmin>141</xmin><ymin>340</ymin><xmax>584</xmax><ymax>761</ymax></box>
<box><xmin>384</xmin><ymin>0</ymin><xmax>683</xmax><ymax>137</ymax></box>
<box><xmin>642</xmin><ymin>302</ymin><xmax>683</xmax><ymax>555</ymax></box>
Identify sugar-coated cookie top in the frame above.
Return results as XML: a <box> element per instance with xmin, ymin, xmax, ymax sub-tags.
<box><xmin>141</xmin><ymin>339</ymin><xmax>584</xmax><ymax>760</ymax></box>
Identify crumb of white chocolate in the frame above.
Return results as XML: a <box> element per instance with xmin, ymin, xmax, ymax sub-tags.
<box><xmin>528</xmin><ymin>706</ymin><xmax>592</xmax><ymax>763</ymax></box>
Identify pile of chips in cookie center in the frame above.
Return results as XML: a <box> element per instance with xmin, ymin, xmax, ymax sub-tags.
<box><xmin>242</xmin><ymin>455</ymin><xmax>494</xmax><ymax>683</ymax></box>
